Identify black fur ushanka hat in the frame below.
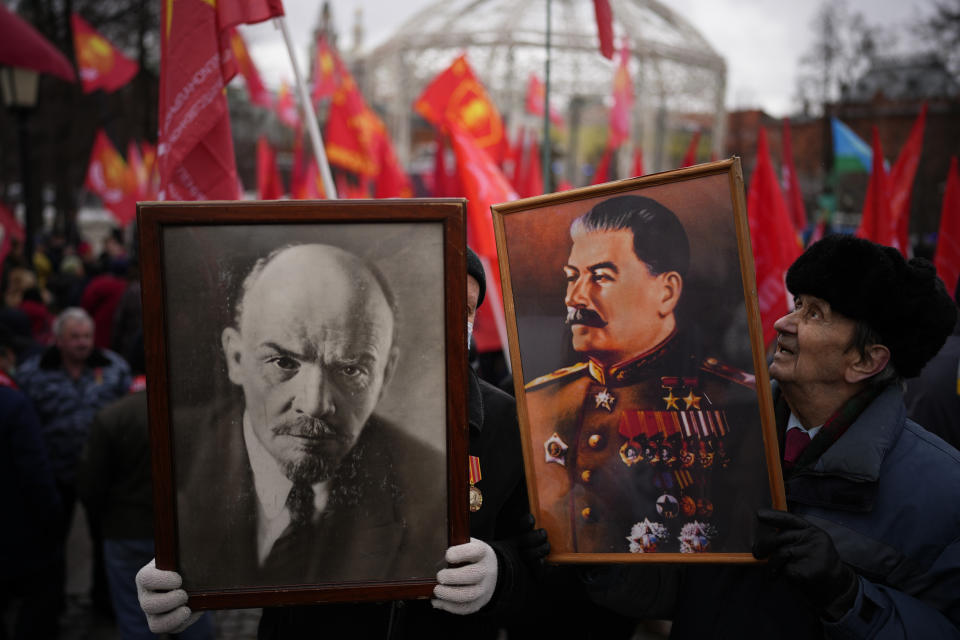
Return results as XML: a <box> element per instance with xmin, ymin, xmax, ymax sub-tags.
<box><xmin>785</xmin><ymin>234</ymin><xmax>957</xmax><ymax>378</ymax></box>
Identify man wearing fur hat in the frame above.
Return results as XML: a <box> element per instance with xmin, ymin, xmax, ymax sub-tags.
<box><xmin>664</xmin><ymin>235</ymin><xmax>960</xmax><ymax>638</ymax></box>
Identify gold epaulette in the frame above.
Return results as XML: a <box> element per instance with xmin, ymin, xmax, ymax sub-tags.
<box><xmin>524</xmin><ymin>362</ymin><xmax>590</xmax><ymax>390</ymax></box>
<box><xmin>700</xmin><ymin>357</ymin><xmax>756</xmax><ymax>390</ymax></box>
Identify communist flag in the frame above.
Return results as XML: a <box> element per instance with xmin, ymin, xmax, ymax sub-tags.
<box><xmin>681</xmin><ymin>130</ymin><xmax>701</xmax><ymax>167</ymax></box>
<box><xmin>593</xmin><ymin>0</ymin><xmax>614</xmax><ymax>60</ymax></box>
<box><xmin>592</xmin><ymin>147</ymin><xmax>613</xmax><ymax>185</ymax></box>
<box><xmin>516</xmin><ymin>137</ymin><xmax>543</xmax><ymax>198</ymax></box>
<box><xmin>414</xmin><ymin>55</ymin><xmax>505</xmax><ymax>163</ymax></box>
<box><xmin>71</xmin><ymin>13</ymin><xmax>139</xmax><ymax>93</ymax></box>
<box><xmin>140</xmin><ymin>141</ymin><xmax>160</xmax><ymax>200</ymax></box>
<box><xmin>855</xmin><ymin>128</ymin><xmax>898</xmax><ymax>249</ymax></box>
<box><xmin>747</xmin><ymin>128</ymin><xmax>802</xmax><ymax>347</ymax></box>
<box><xmin>158</xmin><ymin>0</ymin><xmax>282</xmax><ymax>201</ymax></box>
<box><xmin>935</xmin><ymin>157</ymin><xmax>960</xmax><ymax>297</ymax></box>
<box><xmin>449</xmin><ymin>122</ymin><xmax>516</xmax><ymax>352</ymax></box>
<box><xmin>525</xmin><ymin>74</ymin><xmax>564</xmax><ymax>127</ymax></box>
<box><xmin>275</xmin><ymin>80</ymin><xmax>300</xmax><ymax>129</ymax></box>
<box><xmin>889</xmin><ymin>103</ymin><xmax>927</xmax><ymax>256</ymax></box>
<box><xmin>85</xmin><ymin>130</ymin><xmax>138</xmax><ymax>226</ymax></box>
<box><xmin>311</xmin><ymin>34</ymin><xmax>341</xmax><ymax>102</ymax></box>
<box><xmin>325</xmin><ymin>74</ymin><xmax>380</xmax><ymax>177</ymax></box>
<box><xmin>609</xmin><ymin>43</ymin><xmax>633</xmax><ymax>149</ymax></box>
<box><xmin>374</xmin><ymin>135</ymin><xmax>413</xmax><ymax>198</ymax></box>
<box><xmin>256</xmin><ymin>137</ymin><xmax>284</xmax><ymax>199</ymax></box>
<box><xmin>781</xmin><ymin>119</ymin><xmax>807</xmax><ymax>232</ymax></box>
<box><xmin>228</xmin><ymin>27</ymin><xmax>271</xmax><ymax>107</ymax></box>
<box><xmin>631</xmin><ymin>148</ymin><xmax>644</xmax><ymax>177</ymax></box>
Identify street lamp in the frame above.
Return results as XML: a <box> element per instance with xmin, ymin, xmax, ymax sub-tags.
<box><xmin>1</xmin><ymin>66</ymin><xmax>40</xmax><ymax>266</ymax></box>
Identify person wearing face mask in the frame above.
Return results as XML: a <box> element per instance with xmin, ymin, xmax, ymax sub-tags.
<box><xmin>135</xmin><ymin>246</ymin><xmax>537</xmax><ymax>639</ymax></box>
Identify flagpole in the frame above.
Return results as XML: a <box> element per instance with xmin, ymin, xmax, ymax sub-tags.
<box><xmin>274</xmin><ymin>16</ymin><xmax>338</xmax><ymax>199</ymax></box>
<box><xmin>541</xmin><ymin>0</ymin><xmax>552</xmax><ymax>194</ymax></box>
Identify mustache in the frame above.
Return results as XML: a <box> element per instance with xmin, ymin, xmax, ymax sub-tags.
<box><xmin>272</xmin><ymin>415</ymin><xmax>346</xmax><ymax>441</ymax></box>
<box><xmin>566</xmin><ymin>306</ymin><xmax>606</xmax><ymax>328</ymax></box>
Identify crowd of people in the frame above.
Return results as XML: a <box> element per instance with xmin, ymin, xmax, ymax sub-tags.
<box><xmin>2</xmin><ymin>209</ymin><xmax>960</xmax><ymax>640</ymax></box>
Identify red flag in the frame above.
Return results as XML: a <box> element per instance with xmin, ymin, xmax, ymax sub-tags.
<box><xmin>140</xmin><ymin>141</ymin><xmax>159</xmax><ymax>200</ymax></box>
<box><xmin>431</xmin><ymin>134</ymin><xmax>453</xmax><ymax>197</ymax></box>
<box><xmin>71</xmin><ymin>13</ymin><xmax>138</xmax><ymax>93</ymax></box>
<box><xmin>311</xmin><ymin>34</ymin><xmax>342</xmax><ymax>102</ymax></box>
<box><xmin>325</xmin><ymin>75</ymin><xmax>380</xmax><ymax>177</ymax></box>
<box><xmin>592</xmin><ymin>0</ymin><xmax>614</xmax><ymax>60</ymax></box>
<box><xmin>228</xmin><ymin>27</ymin><xmax>272</xmax><ymax>107</ymax></box>
<box><xmin>374</xmin><ymin>135</ymin><xmax>413</xmax><ymax>198</ymax></box>
<box><xmin>256</xmin><ymin>136</ymin><xmax>284</xmax><ymax>199</ymax></box>
<box><xmin>631</xmin><ymin>148</ymin><xmax>644</xmax><ymax>177</ymax></box>
<box><xmin>304</xmin><ymin>159</ymin><xmax>326</xmax><ymax>199</ymax></box>
<box><xmin>591</xmin><ymin>147</ymin><xmax>613</xmax><ymax>185</ymax></box>
<box><xmin>747</xmin><ymin>128</ymin><xmax>803</xmax><ymax>347</ymax></box>
<box><xmin>509</xmin><ymin>128</ymin><xmax>527</xmax><ymax>191</ymax></box>
<box><xmin>448</xmin><ymin>123</ymin><xmax>516</xmax><ymax>353</ymax></box>
<box><xmin>159</xmin><ymin>0</ymin><xmax>243</xmax><ymax>201</ymax></box>
<box><xmin>217</xmin><ymin>0</ymin><xmax>284</xmax><ymax>28</ymax></box>
<box><xmin>127</xmin><ymin>140</ymin><xmax>148</xmax><ymax>200</ymax></box>
<box><xmin>781</xmin><ymin>119</ymin><xmax>807</xmax><ymax>232</ymax></box>
<box><xmin>517</xmin><ymin>137</ymin><xmax>543</xmax><ymax>198</ymax></box>
<box><xmin>414</xmin><ymin>55</ymin><xmax>506</xmax><ymax>163</ymax></box>
<box><xmin>855</xmin><ymin>128</ymin><xmax>898</xmax><ymax>248</ymax></box>
<box><xmin>935</xmin><ymin>157</ymin><xmax>960</xmax><ymax>296</ymax></box>
<box><xmin>525</xmin><ymin>74</ymin><xmax>564</xmax><ymax>127</ymax></box>
<box><xmin>290</xmin><ymin>135</ymin><xmax>308</xmax><ymax>199</ymax></box>
<box><xmin>681</xmin><ymin>130</ymin><xmax>701</xmax><ymax>167</ymax></box>
<box><xmin>609</xmin><ymin>42</ymin><xmax>633</xmax><ymax>148</ymax></box>
<box><xmin>889</xmin><ymin>103</ymin><xmax>927</xmax><ymax>256</ymax></box>
<box><xmin>85</xmin><ymin>130</ymin><xmax>138</xmax><ymax>226</ymax></box>
<box><xmin>275</xmin><ymin>81</ymin><xmax>300</xmax><ymax>129</ymax></box>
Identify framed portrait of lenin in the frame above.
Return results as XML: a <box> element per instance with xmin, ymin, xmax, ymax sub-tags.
<box><xmin>492</xmin><ymin>159</ymin><xmax>786</xmax><ymax>563</ymax></box>
<box><xmin>138</xmin><ymin>199</ymin><xmax>469</xmax><ymax>607</ymax></box>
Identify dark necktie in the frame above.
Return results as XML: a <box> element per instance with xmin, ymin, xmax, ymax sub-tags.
<box><xmin>262</xmin><ymin>481</ymin><xmax>315</xmax><ymax>580</ymax></box>
<box><xmin>783</xmin><ymin>428</ymin><xmax>812</xmax><ymax>469</ymax></box>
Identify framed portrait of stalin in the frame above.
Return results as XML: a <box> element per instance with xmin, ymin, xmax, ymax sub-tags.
<box><xmin>138</xmin><ymin>199</ymin><xmax>469</xmax><ymax>607</ymax></box>
<box><xmin>492</xmin><ymin>159</ymin><xmax>785</xmax><ymax>563</ymax></box>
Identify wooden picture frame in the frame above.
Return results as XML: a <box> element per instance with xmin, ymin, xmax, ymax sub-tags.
<box><xmin>138</xmin><ymin>199</ymin><xmax>469</xmax><ymax>608</ymax></box>
<box><xmin>491</xmin><ymin>159</ymin><xmax>786</xmax><ymax>563</ymax></box>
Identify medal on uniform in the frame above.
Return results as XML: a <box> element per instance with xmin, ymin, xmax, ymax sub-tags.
<box><xmin>468</xmin><ymin>455</ymin><xmax>483</xmax><ymax>512</ymax></box>
<box><xmin>593</xmin><ymin>387</ymin><xmax>616</xmax><ymax>412</ymax></box>
<box><xmin>544</xmin><ymin>432</ymin><xmax>568</xmax><ymax>466</ymax></box>
<box><xmin>617</xmin><ymin>412</ymin><xmax>646</xmax><ymax>466</ymax></box>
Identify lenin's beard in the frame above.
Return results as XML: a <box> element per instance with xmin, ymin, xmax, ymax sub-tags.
<box><xmin>272</xmin><ymin>415</ymin><xmax>353</xmax><ymax>485</ymax></box>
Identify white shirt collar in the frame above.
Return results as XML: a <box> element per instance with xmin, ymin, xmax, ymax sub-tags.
<box><xmin>786</xmin><ymin>412</ymin><xmax>823</xmax><ymax>440</ymax></box>
<box><xmin>242</xmin><ymin>413</ymin><xmax>331</xmax><ymax>564</ymax></box>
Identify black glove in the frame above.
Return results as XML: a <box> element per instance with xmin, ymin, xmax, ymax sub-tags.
<box><xmin>514</xmin><ymin>513</ymin><xmax>550</xmax><ymax>565</ymax></box>
<box><xmin>753</xmin><ymin>508</ymin><xmax>858</xmax><ymax>621</ymax></box>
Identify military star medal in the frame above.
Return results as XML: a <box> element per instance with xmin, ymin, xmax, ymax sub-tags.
<box><xmin>594</xmin><ymin>388</ymin><xmax>616</xmax><ymax>412</ymax></box>
<box><xmin>662</xmin><ymin>390</ymin><xmax>680</xmax><ymax>410</ymax></box>
<box><xmin>682</xmin><ymin>390</ymin><xmax>702</xmax><ymax>410</ymax></box>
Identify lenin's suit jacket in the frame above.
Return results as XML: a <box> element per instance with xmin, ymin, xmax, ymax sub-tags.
<box><xmin>174</xmin><ymin>401</ymin><xmax>447</xmax><ymax>592</ymax></box>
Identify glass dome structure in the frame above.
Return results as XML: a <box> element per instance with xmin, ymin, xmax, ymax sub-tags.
<box><xmin>361</xmin><ymin>0</ymin><xmax>726</xmax><ymax>180</ymax></box>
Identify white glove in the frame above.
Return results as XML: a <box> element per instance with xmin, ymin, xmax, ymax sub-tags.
<box><xmin>135</xmin><ymin>559</ymin><xmax>202</xmax><ymax>634</ymax></box>
<box><xmin>431</xmin><ymin>538</ymin><xmax>498</xmax><ymax>615</ymax></box>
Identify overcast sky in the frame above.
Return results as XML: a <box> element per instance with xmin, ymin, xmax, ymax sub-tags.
<box><xmin>241</xmin><ymin>0</ymin><xmax>935</xmax><ymax>118</ymax></box>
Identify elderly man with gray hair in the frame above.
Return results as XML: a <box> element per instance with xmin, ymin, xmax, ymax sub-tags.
<box><xmin>16</xmin><ymin>306</ymin><xmax>132</xmax><ymax>624</ymax></box>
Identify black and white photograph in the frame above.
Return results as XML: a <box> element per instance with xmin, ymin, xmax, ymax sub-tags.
<box><xmin>138</xmin><ymin>200</ymin><xmax>468</xmax><ymax>607</ymax></box>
